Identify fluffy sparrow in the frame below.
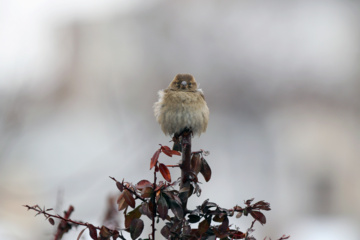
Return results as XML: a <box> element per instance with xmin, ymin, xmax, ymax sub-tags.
<box><xmin>154</xmin><ymin>74</ymin><xmax>209</xmax><ymax>150</ymax></box>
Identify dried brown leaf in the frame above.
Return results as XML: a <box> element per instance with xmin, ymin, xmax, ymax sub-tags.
<box><xmin>88</xmin><ymin>224</ymin><xmax>97</xmax><ymax>240</ymax></box>
<box><xmin>117</xmin><ymin>194</ymin><xmax>128</xmax><ymax>211</ymax></box>
<box><xmin>161</xmin><ymin>225</ymin><xmax>171</xmax><ymax>238</ymax></box>
<box><xmin>141</xmin><ymin>187</ymin><xmax>153</xmax><ymax>198</ymax></box>
<box><xmin>136</xmin><ymin>180</ymin><xmax>152</xmax><ymax>190</ymax></box>
<box><xmin>130</xmin><ymin>218</ymin><xmax>144</xmax><ymax>240</ymax></box>
<box><xmin>198</xmin><ymin>219</ymin><xmax>210</xmax><ymax>235</ymax></box>
<box><xmin>250</xmin><ymin>210</ymin><xmax>266</xmax><ymax>225</ymax></box>
<box><xmin>191</xmin><ymin>153</ymin><xmax>202</xmax><ymax>174</ymax></box>
<box><xmin>99</xmin><ymin>226</ymin><xmax>111</xmax><ymax>239</ymax></box>
<box><xmin>157</xmin><ymin>195</ymin><xmax>168</xmax><ymax>220</ymax></box>
<box><xmin>123</xmin><ymin>190</ymin><xmax>135</xmax><ymax>208</ymax></box>
<box><xmin>116</xmin><ymin>181</ymin><xmax>123</xmax><ymax>192</ymax></box>
<box><xmin>150</xmin><ymin>149</ymin><xmax>161</xmax><ymax>169</ymax></box>
<box><xmin>200</xmin><ymin>158</ymin><xmax>211</xmax><ymax>182</ymax></box>
<box><xmin>48</xmin><ymin>218</ymin><xmax>55</xmax><ymax>225</ymax></box>
<box><xmin>159</xmin><ymin>163</ymin><xmax>171</xmax><ymax>182</ymax></box>
<box><xmin>125</xmin><ymin>206</ymin><xmax>142</xmax><ymax>229</ymax></box>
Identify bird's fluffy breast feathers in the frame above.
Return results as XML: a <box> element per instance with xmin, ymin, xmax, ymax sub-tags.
<box><xmin>154</xmin><ymin>87</ymin><xmax>209</xmax><ymax>136</ymax></box>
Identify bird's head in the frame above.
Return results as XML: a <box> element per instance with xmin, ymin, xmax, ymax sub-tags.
<box><xmin>169</xmin><ymin>74</ymin><xmax>198</xmax><ymax>92</ymax></box>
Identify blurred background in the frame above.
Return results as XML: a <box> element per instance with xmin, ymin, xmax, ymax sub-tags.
<box><xmin>1</xmin><ymin>0</ymin><xmax>360</xmax><ymax>239</ymax></box>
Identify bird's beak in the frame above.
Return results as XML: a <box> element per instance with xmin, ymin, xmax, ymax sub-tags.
<box><xmin>181</xmin><ymin>81</ymin><xmax>187</xmax><ymax>87</ymax></box>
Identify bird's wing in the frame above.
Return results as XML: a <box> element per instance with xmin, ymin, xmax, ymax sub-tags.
<box><xmin>197</xmin><ymin>89</ymin><xmax>206</xmax><ymax>100</ymax></box>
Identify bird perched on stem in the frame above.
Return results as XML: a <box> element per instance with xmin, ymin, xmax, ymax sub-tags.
<box><xmin>154</xmin><ymin>74</ymin><xmax>209</xmax><ymax>151</ymax></box>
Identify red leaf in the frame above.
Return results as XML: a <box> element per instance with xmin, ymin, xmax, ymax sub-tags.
<box><xmin>171</xmin><ymin>150</ymin><xmax>181</xmax><ymax>156</ymax></box>
<box><xmin>123</xmin><ymin>190</ymin><xmax>136</xmax><ymax>208</ymax></box>
<box><xmin>161</xmin><ymin>145</ymin><xmax>181</xmax><ymax>157</ymax></box>
<box><xmin>136</xmin><ymin>180</ymin><xmax>152</xmax><ymax>190</ymax></box>
<box><xmin>130</xmin><ymin>218</ymin><xmax>144</xmax><ymax>240</ymax></box>
<box><xmin>161</xmin><ymin>145</ymin><xmax>173</xmax><ymax>157</ymax></box>
<box><xmin>88</xmin><ymin>224</ymin><xmax>97</xmax><ymax>240</ymax></box>
<box><xmin>250</xmin><ymin>210</ymin><xmax>266</xmax><ymax>225</ymax></box>
<box><xmin>150</xmin><ymin>148</ymin><xmax>161</xmax><ymax>169</ymax></box>
<box><xmin>159</xmin><ymin>163</ymin><xmax>171</xmax><ymax>182</ymax></box>
<box><xmin>229</xmin><ymin>230</ymin><xmax>246</xmax><ymax>239</ymax></box>
<box><xmin>161</xmin><ymin>145</ymin><xmax>171</xmax><ymax>151</ymax></box>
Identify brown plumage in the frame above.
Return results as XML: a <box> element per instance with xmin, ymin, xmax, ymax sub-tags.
<box><xmin>154</xmin><ymin>74</ymin><xmax>209</xmax><ymax>146</ymax></box>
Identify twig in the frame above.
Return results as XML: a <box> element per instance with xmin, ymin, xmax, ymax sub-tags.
<box><xmin>109</xmin><ymin>176</ymin><xmax>147</xmax><ymax>202</ymax></box>
<box><xmin>54</xmin><ymin>205</ymin><xmax>74</xmax><ymax>240</ymax></box>
<box><xmin>24</xmin><ymin>205</ymin><xmax>94</xmax><ymax>229</ymax></box>
<box><xmin>152</xmin><ymin>164</ymin><xmax>157</xmax><ymax>240</ymax></box>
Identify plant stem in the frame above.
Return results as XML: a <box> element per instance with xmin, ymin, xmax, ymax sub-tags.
<box><xmin>152</xmin><ymin>164</ymin><xmax>157</xmax><ymax>240</ymax></box>
<box><xmin>179</xmin><ymin>131</ymin><xmax>192</xmax><ymax>213</ymax></box>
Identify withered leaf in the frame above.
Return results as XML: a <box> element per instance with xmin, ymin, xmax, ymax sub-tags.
<box><xmin>183</xmin><ymin>224</ymin><xmax>191</xmax><ymax>235</ymax></box>
<box><xmin>191</xmin><ymin>153</ymin><xmax>202</xmax><ymax>174</ymax></box>
<box><xmin>150</xmin><ymin>148</ymin><xmax>161</xmax><ymax>170</ymax></box>
<box><xmin>160</xmin><ymin>225</ymin><xmax>171</xmax><ymax>238</ymax></box>
<box><xmin>123</xmin><ymin>190</ymin><xmax>135</xmax><ymax>208</ymax></box>
<box><xmin>48</xmin><ymin>218</ymin><xmax>55</xmax><ymax>225</ymax></box>
<box><xmin>125</xmin><ymin>205</ymin><xmax>142</xmax><ymax>229</ymax></box>
<box><xmin>168</xmin><ymin>198</ymin><xmax>183</xmax><ymax>219</ymax></box>
<box><xmin>116</xmin><ymin>181</ymin><xmax>123</xmax><ymax>192</ymax></box>
<box><xmin>117</xmin><ymin>193</ymin><xmax>128</xmax><ymax>211</ymax></box>
<box><xmin>88</xmin><ymin>224</ymin><xmax>97</xmax><ymax>240</ymax></box>
<box><xmin>159</xmin><ymin>163</ymin><xmax>171</xmax><ymax>182</ymax></box>
<box><xmin>218</xmin><ymin>216</ymin><xmax>229</xmax><ymax>233</ymax></box>
<box><xmin>157</xmin><ymin>195</ymin><xmax>168</xmax><ymax>220</ymax></box>
<box><xmin>160</xmin><ymin>145</ymin><xmax>181</xmax><ymax>157</ymax></box>
<box><xmin>245</xmin><ymin>198</ymin><xmax>254</xmax><ymax>206</ymax></box>
<box><xmin>250</xmin><ymin>210</ymin><xmax>266</xmax><ymax>225</ymax></box>
<box><xmin>136</xmin><ymin>180</ymin><xmax>152</xmax><ymax>190</ymax></box>
<box><xmin>229</xmin><ymin>229</ymin><xmax>246</xmax><ymax>239</ymax></box>
<box><xmin>139</xmin><ymin>202</ymin><xmax>153</xmax><ymax>219</ymax></box>
<box><xmin>200</xmin><ymin>158</ymin><xmax>211</xmax><ymax>182</ymax></box>
<box><xmin>253</xmin><ymin>200</ymin><xmax>271</xmax><ymax>211</ymax></box>
<box><xmin>161</xmin><ymin>145</ymin><xmax>173</xmax><ymax>157</ymax></box>
<box><xmin>213</xmin><ymin>215</ymin><xmax>225</xmax><ymax>222</ymax></box>
<box><xmin>99</xmin><ymin>226</ymin><xmax>111</xmax><ymax>238</ymax></box>
<box><xmin>213</xmin><ymin>227</ymin><xmax>229</xmax><ymax>239</ymax></box>
<box><xmin>141</xmin><ymin>187</ymin><xmax>153</xmax><ymax>198</ymax></box>
<box><xmin>198</xmin><ymin>219</ymin><xmax>210</xmax><ymax>235</ymax></box>
<box><xmin>129</xmin><ymin>218</ymin><xmax>144</xmax><ymax>240</ymax></box>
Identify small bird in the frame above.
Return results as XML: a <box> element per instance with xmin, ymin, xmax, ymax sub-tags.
<box><xmin>154</xmin><ymin>74</ymin><xmax>209</xmax><ymax>150</ymax></box>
